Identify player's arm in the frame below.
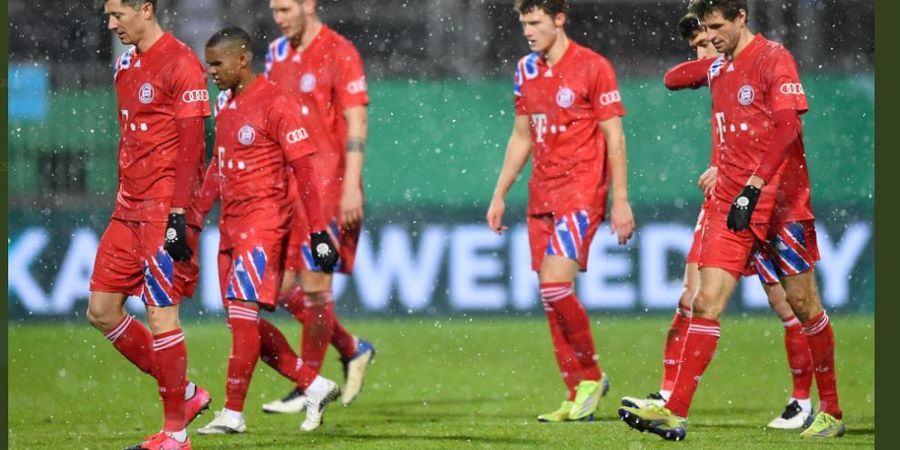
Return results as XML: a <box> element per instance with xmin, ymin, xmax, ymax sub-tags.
<box><xmin>341</xmin><ymin>105</ymin><xmax>367</xmax><ymax>229</ymax></box>
<box><xmin>164</xmin><ymin>116</ymin><xmax>206</xmax><ymax>261</ymax></box>
<box><xmin>599</xmin><ymin>116</ymin><xmax>635</xmax><ymax>245</ymax></box>
<box><xmin>487</xmin><ymin>115</ymin><xmax>532</xmax><ymax>234</ymax></box>
<box><xmin>196</xmin><ymin>155</ymin><xmax>220</xmax><ymax>221</ymax></box>
<box><xmin>663</xmin><ymin>58</ymin><xmax>714</xmax><ymax>90</ymax></box>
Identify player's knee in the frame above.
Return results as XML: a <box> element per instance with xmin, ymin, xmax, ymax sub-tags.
<box><xmin>691</xmin><ymin>289</ymin><xmax>724</xmax><ymax>321</ymax></box>
<box><xmin>305</xmin><ymin>290</ymin><xmax>330</xmax><ymax>305</ymax></box>
<box><xmin>86</xmin><ymin>303</ymin><xmax>121</xmax><ymax>332</ymax></box>
<box><xmin>145</xmin><ymin>305</ymin><xmax>180</xmax><ymax>334</ymax></box>
<box><xmin>678</xmin><ymin>285</ymin><xmax>695</xmax><ymax>310</ymax></box>
<box><xmin>765</xmin><ymin>284</ymin><xmax>787</xmax><ymax>309</ymax></box>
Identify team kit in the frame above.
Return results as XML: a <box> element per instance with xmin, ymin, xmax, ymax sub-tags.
<box><xmin>91</xmin><ymin>0</ymin><xmax>845</xmax><ymax>448</ymax></box>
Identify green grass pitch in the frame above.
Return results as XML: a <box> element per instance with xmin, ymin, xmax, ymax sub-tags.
<box><xmin>9</xmin><ymin>314</ymin><xmax>874</xmax><ymax>448</ymax></box>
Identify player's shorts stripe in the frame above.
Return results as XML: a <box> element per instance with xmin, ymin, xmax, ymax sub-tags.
<box><xmin>575</xmin><ymin>210</ymin><xmax>589</xmax><ymax>238</ymax></box>
<box><xmin>143</xmin><ymin>266</ymin><xmax>173</xmax><ymax>306</ymax></box>
<box><xmin>233</xmin><ymin>257</ymin><xmax>259</xmax><ymax>301</ymax></box>
<box><xmin>301</xmin><ymin>244</ymin><xmax>319</xmax><ymax>271</ymax></box>
<box><xmin>226</xmin><ymin>278</ymin><xmax>237</xmax><ymax>299</ymax></box>
<box><xmin>785</xmin><ymin>223</ymin><xmax>808</xmax><ymax>248</ymax></box>
<box><xmin>250</xmin><ymin>247</ymin><xmax>267</xmax><ymax>283</ymax></box>
<box><xmin>753</xmin><ymin>252</ymin><xmax>780</xmax><ymax>284</ymax></box>
<box><xmin>773</xmin><ymin>238</ymin><xmax>810</xmax><ymax>274</ymax></box>
<box><xmin>554</xmin><ymin>220</ymin><xmax>578</xmax><ymax>260</ymax></box>
<box><xmin>546</xmin><ymin>237</ymin><xmax>558</xmax><ymax>256</ymax></box>
<box><xmin>567</xmin><ymin>213</ymin><xmax>584</xmax><ymax>250</ymax></box>
<box><xmin>153</xmin><ymin>249</ymin><xmax>174</xmax><ymax>287</ymax></box>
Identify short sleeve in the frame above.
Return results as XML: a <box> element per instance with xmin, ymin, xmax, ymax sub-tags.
<box><xmin>514</xmin><ymin>63</ymin><xmax>527</xmax><ymax>115</ymax></box>
<box><xmin>591</xmin><ymin>56</ymin><xmax>626</xmax><ymax>121</ymax></box>
<box><xmin>168</xmin><ymin>55</ymin><xmax>211</xmax><ymax>119</ymax></box>
<box><xmin>765</xmin><ymin>49</ymin><xmax>808</xmax><ymax>114</ymax></box>
<box><xmin>269</xmin><ymin>95</ymin><xmax>317</xmax><ymax>162</ymax></box>
<box><xmin>334</xmin><ymin>41</ymin><xmax>369</xmax><ymax>110</ymax></box>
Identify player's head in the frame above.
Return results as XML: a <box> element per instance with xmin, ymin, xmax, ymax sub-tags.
<box><xmin>205</xmin><ymin>26</ymin><xmax>254</xmax><ymax>91</ymax></box>
<box><xmin>677</xmin><ymin>13</ymin><xmax>717</xmax><ymax>59</ymax></box>
<box><xmin>104</xmin><ymin>0</ymin><xmax>158</xmax><ymax>46</ymax></box>
<box><xmin>688</xmin><ymin>0</ymin><xmax>749</xmax><ymax>56</ymax></box>
<box><xmin>271</xmin><ymin>0</ymin><xmax>317</xmax><ymax>42</ymax></box>
<box><xmin>515</xmin><ymin>0</ymin><xmax>569</xmax><ymax>53</ymax></box>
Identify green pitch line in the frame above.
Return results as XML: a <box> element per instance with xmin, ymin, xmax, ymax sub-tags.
<box><xmin>9</xmin><ymin>315</ymin><xmax>874</xmax><ymax>449</ymax></box>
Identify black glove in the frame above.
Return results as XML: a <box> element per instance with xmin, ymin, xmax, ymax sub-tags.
<box><xmin>727</xmin><ymin>185</ymin><xmax>761</xmax><ymax>232</ymax></box>
<box><xmin>164</xmin><ymin>213</ymin><xmax>193</xmax><ymax>262</ymax></box>
<box><xmin>310</xmin><ymin>230</ymin><xmax>339</xmax><ymax>273</ymax></box>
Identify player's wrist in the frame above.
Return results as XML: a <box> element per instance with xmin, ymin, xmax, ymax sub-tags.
<box><xmin>169</xmin><ymin>207</ymin><xmax>186</xmax><ymax>214</ymax></box>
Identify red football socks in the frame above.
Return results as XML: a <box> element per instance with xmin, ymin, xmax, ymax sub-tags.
<box><xmin>541</xmin><ymin>295</ymin><xmax>581</xmax><ymax>400</ymax></box>
<box><xmin>258</xmin><ymin>318</ymin><xmax>318</xmax><ymax>390</ymax></box>
<box><xmin>224</xmin><ymin>303</ymin><xmax>260</xmax><ymax>412</ymax></box>
<box><xmin>802</xmin><ymin>311</ymin><xmax>842</xmax><ymax>419</ymax></box>
<box><xmin>541</xmin><ymin>283</ymin><xmax>601</xmax><ymax>391</ymax></box>
<box><xmin>300</xmin><ymin>291</ymin><xmax>335</xmax><ymax>374</ymax></box>
<box><xmin>665</xmin><ymin>317</ymin><xmax>720</xmax><ymax>418</ymax></box>
<box><xmin>782</xmin><ymin>316</ymin><xmax>814</xmax><ymax>400</ymax></box>
<box><xmin>105</xmin><ymin>315</ymin><xmax>156</xmax><ymax>376</ymax></box>
<box><xmin>152</xmin><ymin>328</ymin><xmax>187</xmax><ymax>433</ymax></box>
<box><xmin>661</xmin><ymin>306</ymin><xmax>691</xmax><ymax>393</ymax></box>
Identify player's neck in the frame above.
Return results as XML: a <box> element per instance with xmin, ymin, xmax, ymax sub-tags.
<box><xmin>542</xmin><ymin>33</ymin><xmax>570</xmax><ymax>67</ymax></box>
<box><xmin>135</xmin><ymin>23</ymin><xmax>165</xmax><ymax>54</ymax></box>
<box><xmin>292</xmin><ymin>20</ymin><xmax>323</xmax><ymax>51</ymax></box>
<box><xmin>232</xmin><ymin>73</ymin><xmax>259</xmax><ymax>97</ymax></box>
<box><xmin>730</xmin><ymin>30</ymin><xmax>756</xmax><ymax>60</ymax></box>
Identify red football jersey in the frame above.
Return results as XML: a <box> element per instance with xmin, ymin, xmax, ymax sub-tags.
<box><xmin>265</xmin><ymin>25</ymin><xmax>369</xmax><ymax>201</ymax></box>
<box><xmin>112</xmin><ymin>32</ymin><xmax>211</xmax><ymax>226</ymax></box>
<box><xmin>707</xmin><ymin>35</ymin><xmax>813</xmax><ymax>224</ymax></box>
<box><xmin>210</xmin><ymin>76</ymin><xmax>317</xmax><ymax>248</ymax></box>
<box><xmin>514</xmin><ymin>42</ymin><xmax>626</xmax><ymax>215</ymax></box>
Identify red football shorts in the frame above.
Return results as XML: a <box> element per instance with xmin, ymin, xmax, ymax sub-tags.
<box><xmin>749</xmin><ymin>221</ymin><xmax>820</xmax><ymax>284</ymax></box>
<box><xmin>697</xmin><ymin>216</ymin><xmax>771</xmax><ymax>280</ymax></box>
<box><xmin>285</xmin><ymin>201</ymin><xmax>360</xmax><ymax>274</ymax></box>
<box><xmin>218</xmin><ymin>229</ymin><xmax>289</xmax><ymax>311</ymax></box>
<box><xmin>90</xmin><ymin>219</ymin><xmax>199</xmax><ymax>307</ymax></box>
<box><xmin>686</xmin><ymin>207</ymin><xmax>708</xmax><ymax>264</ymax></box>
<box><xmin>528</xmin><ymin>208</ymin><xmax>604</xmax><ymax>272</ymax></box>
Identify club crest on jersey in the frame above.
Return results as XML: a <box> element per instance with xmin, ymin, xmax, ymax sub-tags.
<box><xmin>556</xmin><ymin>87</ymin><xmax>575</xmax><ymax>108</ymax></box>
<box><xmin>738</xmin><ymin>84</ymin><xmax>755</xmax><ymax>106</ymax></box>
<box><xmin>138</xmin><ymin>82</ymin><xmax>154</xmax><ymax>104</ymax></box>
<box><xmin>300</xmin><ymin>73</ymin><xmax>317</xmax><ymax>93</ymax></box>
<box><xmin>238</xmin><ymin>125</ymin><xmax>256</xmax><ymax>146</ymax></box>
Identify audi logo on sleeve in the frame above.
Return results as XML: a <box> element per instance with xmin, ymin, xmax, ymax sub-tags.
<box><xmin>598</xmin><ymin>90</ymin><xmax>621</xmax><ymax>106</ymax></box>
<box><xmin>346</xmin><ymin>77</ymin><xmax>367</xmax><ymax>94</ymax></box>
<box><xmin>182</xmin><ymin>89</ymin><xmax>210</xmax><ymax>103</ymax></box>
<box><xmin>286</xmin><ymin>128</ymin><xmax>309</xmax><ymax>144</ymax></box>
<box><xmin>779</xmin><ymin>83</ymin><xmax>805</xmax><ymax>95</ymax></box>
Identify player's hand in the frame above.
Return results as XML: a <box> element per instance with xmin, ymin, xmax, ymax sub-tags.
<box><xmin>164</xmin><ymin>213</ymin><xmax>193</xmax><ymax>262</ymax></box>
<box><xmin>340</xmin><ymin>186</ymin><xmax>364</xmax><ymax>229</ymax></box>
<box><xmin>310</xmin><ymin>230</ymin><xmax>339</xmax><ymax>273</ymax></box>
<box><xmin>697</xmin><ymin>166</ymin><xmax>718</xmax><ymax>196</ymax></box>
<box><xmin>610</xmin><ymin>200</ymin><xmax>635</xmax><ymax>245</ymax></box>
<box><xmin>486</xmin><ymin>196</ymin><xmax>508</xmax><ymax>234</ymax></box>
<box><xmin>727</xmin><ymin>185</ymin><xmax>761</xmax><ymax>231</ymax></box>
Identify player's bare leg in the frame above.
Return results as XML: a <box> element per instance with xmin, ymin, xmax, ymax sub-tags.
<box><xmin>779</xmin><ymin>271</ymin><xmax>845</xmax><ymax>437</ymax></box>
<box><xmin>537</xmin><ymin>255</ymin><xmax>607</xmax><ymax>422</ymax></box>
<box><xmin>763</xmin><ymin>282</ymin><xmax>814</xmax><ymax>428</ymax></box>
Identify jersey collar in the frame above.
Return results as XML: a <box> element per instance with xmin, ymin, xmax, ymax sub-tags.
<box><xmin>138</xmin><ymin>31</ymin><xmax>173</xmax><ymax>58</ymax></box>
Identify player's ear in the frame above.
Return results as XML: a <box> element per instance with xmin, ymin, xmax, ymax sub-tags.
<box><xmin>141</xmin><ymin>1</ymin><xmax>155</xmax><ymax>20</ymax></box>
<box><xmin>554</xmin><ymin>12</ymin><xmax>566</xmax><ymax>29</ymax></box>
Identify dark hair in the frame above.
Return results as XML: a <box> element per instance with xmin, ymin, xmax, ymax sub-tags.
<box><xmin>206</xmin><ymin>26</ymin><xmax>254</xmax><ymax>56</ymax></box>
<box><xmin>514</xmin><ymin>0</ymin><xmax>569</xmax><ymax>17</ymax></box>
<box><xmin>121</xmin><ymin>0</ymin><xmax>156</xmax><ymax>10</ymax></box>
<box><xmin>688</xmin><ymin>0</ymin><xmax>749</xmax><ymax>22</ymax></box>
<box><xmin>677</xmin><ymin>13</ymin><xmax>703</xmax><ymax>40</ymax></box>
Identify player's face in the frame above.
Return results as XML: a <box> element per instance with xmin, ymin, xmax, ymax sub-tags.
<box><xmin>104</xmin><ymin>0</ymin><xmax>150</xmax><ymax>45</ymax></box>
<box><xmin>519</xmin><ymin>9</ymin><xmax>564</xmax><ymax>53</ymax></box>
<box><xmin>688</xmin><ymin>31</ymin><xmax>718</xmax><ymax>59</ymax></box>
<box><xmin>271</xmin><ymin>0</ymin><xmax>312</xmax><ymax>41</ymax></box>
<box><xmin>205</xmin><ymin>45</ymin><xmax>244</xmax><ymax>91</ymax></box>
<box><xmin>701</xmin><ymin>10</ymin><xmax>745</xmax><ymax>56</ymax></box>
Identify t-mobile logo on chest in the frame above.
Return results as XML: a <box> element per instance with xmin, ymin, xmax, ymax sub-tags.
<box><xmin>530</xmin><ymin>113</ymin><xmax>568</xmax><ymax>144</ymax></box>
